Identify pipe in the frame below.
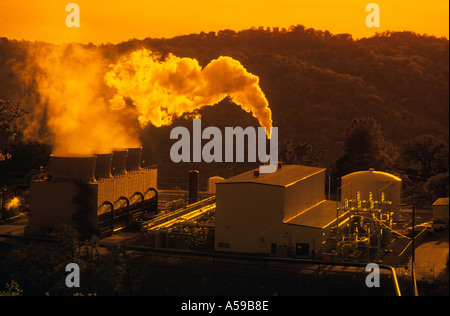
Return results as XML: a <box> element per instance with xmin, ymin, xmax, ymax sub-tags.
<box><xmin>119</xmin><ymin>196</ymin><xmax>130</xmax><ymax>225</ymax></box>
<box><xmin>132</xmin><ymin>191</ymin><xmax>145</xmax><ymax>215</ymax></box>
<box><xmin>145</xmin><ymin>188</ymin><xmax>158</xmax><ymax>214</ymax></box>
<box><xmin>132</xmin><ymin>191</ymin><xmax>144</xmax><ymax>203</ymax></box>
<box><xmin>96</xmin><ymin>244</ymin><xmax>402</xmax><ymax>296</ymax></box>
<box><xmin>101</xmin><ymin>201</ymin><xmax>114</xmax><ymax>235</ymax></box>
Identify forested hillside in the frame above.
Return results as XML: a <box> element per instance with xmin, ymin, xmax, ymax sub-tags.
<box><xmin>1</xmin><ymin>26</ymin><xmax>448</xmax><ymax>203</ymax></box>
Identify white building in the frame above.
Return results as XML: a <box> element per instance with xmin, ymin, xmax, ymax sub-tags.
<box><xmin>432</xmin><ymin>197</ymin><xmax>449</xmax><ymax>229</ymax></box>
<box><xmin>214</xmin><ymin>165</ymin><xmax>347</xmax><ymax>257</ymax></box>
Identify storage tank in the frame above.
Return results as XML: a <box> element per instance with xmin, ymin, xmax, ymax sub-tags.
<box><xmin>126</xmin><ymin>147</ymin><xmax>142</xmax><ymax>172</ymax></box>
<box><xmin>207</xmin><ymin>176</ymin><xmax>225</xmax><ymax>194</ymax></box>
<box><xmin>50</xmin><ymin>155</ymin><xmax>97</xmax><ymax>182</ymax></box>
<box><xmin>111</xmin><ymin>149</ymin><xmax>128</xmax><ymax>175</ymax></box>
<box><xmin>341</xmin><ymin>168</ymin><xmax>402</xmax><ymax>221</ymax></box>
<box><xmin>94</xmin><ymin>153</ymin><xmax>113</xmax><ymax>179</ymax></box>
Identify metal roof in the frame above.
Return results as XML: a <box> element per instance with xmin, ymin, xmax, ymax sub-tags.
<box><xmin>218</xmin><ymin>165</ymin><xmax>325</xmax><ymax>187</ymax></box>
<box><xmin>433</xmin><ymin>197</ymin><xmax>449</xmax><ymax>206</ymax></box>
<box><xmin>342</xmin><ymin>169</ymin><xmax>402</xmax><ymax>182</ymax></box>
<box><xmin>284</xmin><ymin>200</ymin><xmax>348</xmax><ymax>229</ymax></box>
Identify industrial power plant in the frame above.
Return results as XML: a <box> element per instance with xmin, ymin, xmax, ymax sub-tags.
<box><xmin>18</xmin><ymin>146</ymin><xmax>413</xmax><ymax>264</ymax></box>
<box><xmin>0</xmin><ymin>140</ymin><xmax>448</xmax><ymax>297</ymax></box>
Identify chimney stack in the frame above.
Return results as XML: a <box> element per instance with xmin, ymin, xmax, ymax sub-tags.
<box><xmin>188</xmin><ymin>170</ymin><xmax>199</xmax><ymax>204</ymax></box>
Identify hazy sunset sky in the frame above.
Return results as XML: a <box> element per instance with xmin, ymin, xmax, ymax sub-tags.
<box><xmin>1</xmin><ymin>0</ymin><xmax>448</xmax><ymax>44</ymax></box>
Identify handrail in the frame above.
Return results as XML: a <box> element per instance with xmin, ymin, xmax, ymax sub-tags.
<box><xmin>97</xmin><ymin>244</ymin><xmax>402</xmax><ymax>296</ymax></box>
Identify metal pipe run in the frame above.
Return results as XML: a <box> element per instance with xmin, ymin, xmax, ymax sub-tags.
<box><xmin>145</xmin><ymin>187</ymin><xmax>158</xmax><ymax>214</ymax></box>
<box><xmin>118</xmin><ymin>196</ymin><xmax>130</xmax><ymax>225</ymax></box>
<box><xmin>101</xmin><ymin>201</ymin><xmax>114</xmax><ymax>235</ymax></box>
<box><xmin>132</xmin><ymin>191</ymin><xmax>145</xmax><ymax>214</ymax></box>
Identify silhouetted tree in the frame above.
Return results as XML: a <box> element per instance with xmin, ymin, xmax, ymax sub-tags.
<box><xmin>400</xmin><ymin>135</ymin><xmax>449</xmax><ymax>181</ymax></box>
<box><xmin>0</xmin><ymin>99</ymin><xmax>27</xmax><ymax>161</ymax></box>
<box><xmin>333</xmin><ymin>117</ymin><xmax>393</xmax><ymax>178</ymax></box>
<box><xmin>398</xmin><ymin>135</ymin><xmax>449</xmax><ymax>205</ymax></box>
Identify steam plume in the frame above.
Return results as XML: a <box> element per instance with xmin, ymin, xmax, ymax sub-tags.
<box><xmin>18</xmin><ymin>46</ymin><xmax>272</xmax><ymax>156</ymax></box>
<box><xmin>105</xmin><ymin>49</ymin><xmax>273</xmax><ymax>137</ymax></box>
<box><xmin>19</xmin><ymin>44</ymin><xmax>141</xmax><ymax>155</ymax></box>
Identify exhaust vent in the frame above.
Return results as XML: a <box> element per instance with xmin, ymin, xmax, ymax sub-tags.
<box><xmin>111</xmin><ymin>149</ymin><xmax>128</xmax><ymax>175</ymax></box>
<box><xmin>50</xmin><ymin>155</ymin><xmax>97</xmax><ymax>182</ymax></box>
<box><xmin>126</xmin><ymin>147</ymin><xmax>142</xmax><ymax>172</ymax></box>
<box><xmin>94</xmin><ymin>153</ymin><xmax>113</xmax><ymax>179</ymax></box>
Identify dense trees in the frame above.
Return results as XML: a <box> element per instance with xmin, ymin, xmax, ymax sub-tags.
<box><xmin>332</xmin><ymin>117</ymin><xmax>394</xmax><ymax>178</ymax></box>
<box><xmin>0</xmin><ymin>99</ymin><xmax>51</xmax><ymax>183</ymax></box>
<box><xmin>0</xmin><ymin>99</ymin><xmax>26</xmax><ymax>161</ymax></box>
<box><xmin>399</xmin><ymin>135</ymin><xmax>449</xmax><ymax>205</ymax></box>
<box><xmin>0</xmin><ymin>26</ymin><xmax>448</xmax><ymax>203</ymax></box>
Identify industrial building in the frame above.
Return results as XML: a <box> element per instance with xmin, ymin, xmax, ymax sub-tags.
<box><xmin>214</xmin><ymin>164</ymin><xmax>349</xmax><ymax>257</ymax></box>
<box><xmin>432</xmin><ymin>197</ymin><xmax>449</xmax><ymax>230</ymax></box>
<box><xmin>27</xmin><ymin>147</ymin><xmax>158</xmax><ymax>236</ymax></box>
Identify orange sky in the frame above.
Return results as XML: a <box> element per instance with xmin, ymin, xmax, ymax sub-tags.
<box><xmin>0</xmin><ymin>0</ymin><xmax>448</xmax><ymax>44</ymax></box>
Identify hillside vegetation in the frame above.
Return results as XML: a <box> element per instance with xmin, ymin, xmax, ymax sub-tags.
<box><xmin>0</xmin><ymin>26</ymin><xmax>448</xmax><ymax>203</ymax></box>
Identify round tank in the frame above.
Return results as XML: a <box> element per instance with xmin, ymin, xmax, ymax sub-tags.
<box><xmin>126</xmin><ymin>147</ymin><xmax>142</xmax><ymax>172</ymax></box>
<box><xmin>207</xmin><ymin>176</ymin><xmax>225</xmax><ymax>194</ymax></box>
<box><xmin>111</xmin><ymin>149</ymin><xmax>128</xmax><ymax>175</ymax></box>
<box><xmin>94</xmin><ymin>153</ymin><xmax>113</xmax><ymax>179</ymax></box>
<box><xmin>50</xmin><ymin>155</ymin><xmax>97</xmax><ymax>182</ymax></box>
<box><xmin>341</xmin><ymin>168</ymin><xmax>402</xmax><ymax>221</ymax></box>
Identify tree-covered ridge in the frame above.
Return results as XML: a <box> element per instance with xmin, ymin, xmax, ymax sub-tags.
<box><xmin>0</xmin><ymin>26</ymin><xmax>448</xmax><ymax>203</ymax></box>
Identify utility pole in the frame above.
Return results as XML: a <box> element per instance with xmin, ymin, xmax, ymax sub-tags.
<box><xmin>412</xmin><ymin>203</ymin><xmax>418</xmax><ymax>296</ymax></box>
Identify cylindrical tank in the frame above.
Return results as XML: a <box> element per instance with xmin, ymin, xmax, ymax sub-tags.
<box><xmin>207</xmin><ymin>176</ymin><xmax>225</xmax><ymax>194</ymax></box>
<box><xmin>50</xmin><ymin>155</ymin><xmax>97</xmax><ymax>182</ymax></box>
<box><xmin>188</xmin><ymin>170</ymin><xmax>199</xmax><ymax>204</ymax></box>
<box><xmin>126</xmin><ymin>147</ymin><xmax>142</xmax><ymax>172</ymax></box>
<box><xmin>94</xmin><ymin>153</ymin><xmax>113</xmax><ymax>179</ymax></box>
<box><xmin>341</xmin><ymin>168</ymin><xmax>402</xmax><ymax>221</ymax></box>
<box><xmin>111</xmin><ymin>149</ymin><xmax>128</xmax><ymax>176</ymax></box>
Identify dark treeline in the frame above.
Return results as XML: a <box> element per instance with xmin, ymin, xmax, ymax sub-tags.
<box><xmin>0</xmin><ymin>25</ymin><xmax>448</xmax><ymax>205</ymax></box>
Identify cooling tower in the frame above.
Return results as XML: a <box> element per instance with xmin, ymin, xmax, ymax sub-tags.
<box><xmin>50</xmin><ymin>155</ymin><xmax>97</xmax><ymax>182</ymax></box>
<box><xmin>126</xmin><ymin>147</ymin><xmax>142</xmax><ymax>172</ymax></box>
<box><xmin>111</xmin><ymin>149</ymin><xmax>128</xmax><ymax>175</ymax></box>
<box><xmin>94</xmin><ymin>153</ymin><xmax>113</xmax><ymax>179</ymax></box>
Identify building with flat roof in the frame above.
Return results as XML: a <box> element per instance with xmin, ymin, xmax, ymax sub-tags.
<box><xmin>432</xmin><ymin>197</ymin><xmax>449</xmax><ymax>229</ymax></box>
<box><xmin>214</xmin><ymin>165</ymin><xmax>348</xmax><ymax>257</ymax></box>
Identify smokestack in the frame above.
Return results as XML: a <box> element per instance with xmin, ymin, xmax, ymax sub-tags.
<box><xmin>111</xmin><ymin>149</ymin><xmax>128</xmax><ymax>175</ymax></box>
<box><xmin>50</xmin><ymin>155</ymin><xmax>97</xmax><ymax>182</ymax></box>
<box><xmin>94</xmin><ymin>153</ymin><xmax>113</xmax><ymax>179</ymax></box>
<box><xmin>188</xmin><ymin>170</ymin><xmax>199</xmax><ymax>205</ymax></box>
<box><xmin>126</xmin><ymin>147</ymin><xmax>142</xmax><ymax>172</ymax></box>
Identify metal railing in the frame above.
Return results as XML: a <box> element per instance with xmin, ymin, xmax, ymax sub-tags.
<box><xmin>98</xmin><ymin>243</ymin><xmax>402</xmax><ymax>296</ymax></box>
